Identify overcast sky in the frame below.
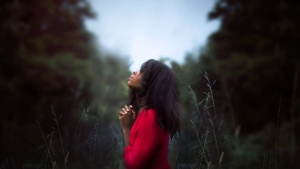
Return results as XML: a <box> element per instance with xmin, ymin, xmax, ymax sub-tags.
<box><xmin>85</xmin><ymin>0</ymin><xmax>220</xmax><ymax>71</ymax></box>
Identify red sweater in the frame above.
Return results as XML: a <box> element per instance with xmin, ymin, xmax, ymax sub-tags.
<box><xmin>124</xmin><ymin>108</ymin><xmax>171</xmax><ymax>169</ymax></box>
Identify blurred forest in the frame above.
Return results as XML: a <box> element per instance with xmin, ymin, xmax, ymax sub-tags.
<box><xmin>0</xmin><ymin>0</ymin><xmax>299</xmax><ymax>169</ymax></box>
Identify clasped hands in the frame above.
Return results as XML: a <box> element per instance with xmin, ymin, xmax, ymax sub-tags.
<box><xmin>118</xmin><ymin>105</ymin><xmax>136</xmax><ymax>130</ymax></box>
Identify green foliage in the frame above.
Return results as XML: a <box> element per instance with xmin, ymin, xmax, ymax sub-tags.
<box><xmin>169</xmin><ymin>0</ymin><xmax>300</xmax><ymax>168</ymax></box>
<box><xmin>195</xmin><ymin>0</ymin><xmax>300</xmax><ymax>129</ymax></box>
<box><xmin>1</xmin><ymin>0</ymin><xmax>299</xmax><ymax>168</ymax></box>
<box><xmin>0</xmin><ymin>0</ymin><xmax>130</xmax><ymax>167</ymax></box>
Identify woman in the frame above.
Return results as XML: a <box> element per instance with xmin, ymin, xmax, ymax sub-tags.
<box><xmin>118</xmin><ymin>59</ymin><xmax>180</xmax><ymax>169</ymax></box>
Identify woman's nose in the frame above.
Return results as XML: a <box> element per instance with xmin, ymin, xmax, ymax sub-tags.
<box><xmin>133</xmin><ymin>71</ymin><xmax>137</xmax><ymax>75</ymax></box>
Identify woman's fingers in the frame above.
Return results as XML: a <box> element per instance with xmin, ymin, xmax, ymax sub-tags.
<box><xmin>119</xmin><ymin>107</ymin><xmax>130</xmax><ymax>117</ymax></box>
<box><xmin>119</xmin><ymin>110</ymin><xmax>125</xmax><ymax>115</ymax></box>
<box><xmin>122</xmin><ymin>105</ymin><xmax>133</xmax><ymax>114</ymax></box>
<box><xmin>132</xmin><ymin>109</ymin><xmax>136</xmax><ymax>121</ymax></box>
<box><xmin>119</xmin><ymin>111</ymin><xmax>125</xmax><ymax>118</ymax></box>
<box><xmin>119</xmin><ymin>108</ymin><xmax>128</xmax><ymax>117</ymax></box>
<box><xmin>118</xmin><ymin>105</ymin><xmax>136</xmax><ymax>129</ymax></box>
<box><xmin>119</xmin><ymin>105</ymin><xmax>135</xmax><ymax>119</ymax></box>
<box><xmin>122</xmin><ymin>107</ymin><xmax>128</xmax><ymax>114</ymax></box>
<box><xmin>125</xmin><ymin>105</ymin><xmax>129</xmax><ymax>111</ymax></box>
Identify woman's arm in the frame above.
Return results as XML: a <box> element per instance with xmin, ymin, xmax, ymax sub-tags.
<box><xmin>123</xmin><ymin>109</ymin><xmax>164</xmax><ymax>169</ymax></box>
<box><xmin>118</xmin><ymin>105</ymin><xmax>136</xmax><ymax>146</ymax></box>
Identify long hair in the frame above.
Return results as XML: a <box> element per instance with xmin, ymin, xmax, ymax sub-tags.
<box><xmin>128</xmin><ymin>59</ymin><xmax>180</xmax><ymax>140</ymax></box>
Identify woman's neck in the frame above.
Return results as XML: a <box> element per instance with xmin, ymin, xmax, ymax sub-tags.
<box><xmin>136</xmin><ymin>95</ymin><xmax>147</xmax><ymax>110</ymax></box>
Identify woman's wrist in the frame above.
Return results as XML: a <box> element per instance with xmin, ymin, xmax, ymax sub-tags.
<box><xmin>122</xmin><ymin>128</ymin><xmax>130</xmax><ymax>133</ymax></box>
<box><xmin>122</xmin><ymin>128</ymin><xmax>131</xmax><ymax>146</ymax></box>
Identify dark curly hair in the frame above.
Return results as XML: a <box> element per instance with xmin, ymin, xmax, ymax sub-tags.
<box><xmin>128</xmin><ymin>59</ymin><xmax>180</xmax><ymax>140</ymax></box>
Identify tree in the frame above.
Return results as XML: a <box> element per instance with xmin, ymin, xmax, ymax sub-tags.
<box><xmin>170</xmin><ymin>0</ymin><xmax>300</xmax><ymax>168</ymax></box>
<box><xmin>198</xmin><ymin>0</ymin><xmax>300</xmax><ymax>129</ymax></box>
<box><xmin>0</xmin><ymin>0</ymin><xmax>130</xmax><ymax>167</ymax></box>
<box><xmin>198</xmin><ymin>0</ymin><xmax>300</xmax><ymax>168</ymax></box>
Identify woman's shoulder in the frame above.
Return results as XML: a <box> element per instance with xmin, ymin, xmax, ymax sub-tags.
<box><xmin>139</xmin><ymin>108</ymin><xmax>157</xmax><ymax>118</ymax></box>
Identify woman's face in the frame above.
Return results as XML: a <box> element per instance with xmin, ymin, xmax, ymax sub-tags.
<box><xmin>127</xmin><ymin>70</ymin><xmax>143</xmax><ymax>90</ymax></box>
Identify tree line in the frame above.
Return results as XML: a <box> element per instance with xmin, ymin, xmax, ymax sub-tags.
<box><xmin>0</xmin><ymin>0</ymin><xmax>299</xmax><ymax>168</ymax></box>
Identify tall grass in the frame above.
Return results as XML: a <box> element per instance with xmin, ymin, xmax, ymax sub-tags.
<box><xmin>187</xmin><ymin>72</ymin><xmax>225</xmax><ymax>169</ymax></box>
<box><xmin>1</xmin><ymin>73</ymin><xmax>292</xmax><ymax>169</ymax></box>
<box><xmin>168</xmin><ymin>72</ymin><xmax>227</xmax><ymax>169</ymax></box>
<box><xmin>173</xmin><ymin>71</ymin><xmax>291</xmax><ymax>169</ymax></box>
<box><xmin>170</xmin><ymin>71</ymin><xmax>281</xmax><ymax>169</ymax></box>
<box><xmin>34</xmin><ymin>108</ymin><xmax>123</xmax><ymax>169</ymax></box>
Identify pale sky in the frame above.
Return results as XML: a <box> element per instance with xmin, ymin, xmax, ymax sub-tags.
<box><xmin>85</xmin><ymin>0</ymin><xmax>220</xmax><ymax>71</ymax></box>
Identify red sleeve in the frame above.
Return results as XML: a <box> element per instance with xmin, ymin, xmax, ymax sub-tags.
<box><xmin>124</xmin><ymin>109</ymin><xmax>163</xmax><ymax>169</ymax></box>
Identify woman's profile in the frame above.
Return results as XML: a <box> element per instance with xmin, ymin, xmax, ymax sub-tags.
<box><xmin>118</xmin><ymin>59</ymin><xmax>180</xmax><ymax>169</ymax></box>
